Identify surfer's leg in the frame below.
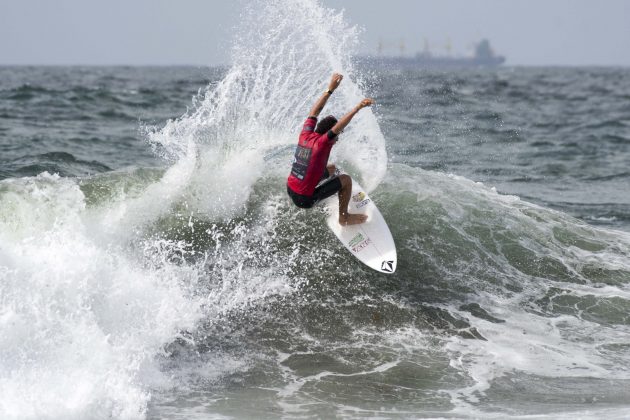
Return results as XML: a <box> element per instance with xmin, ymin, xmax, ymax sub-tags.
<box><xmin>326</xmin><ymin>164</ymin><xmax>336</xmax><ymax>177</ymax></box>
<box><xmin>312</xmin><ymin>176</ymin><xmax>341</xmax><ymax>205</ymax></box>
<box><xmin>337</xmin><ymin>175</ymin><xmax>367</xmax><ymax>226</ymax></box>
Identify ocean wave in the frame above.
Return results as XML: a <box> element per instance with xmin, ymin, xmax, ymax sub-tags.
<box><xmin>0</xmin><ymin>152</ymin><xmax>111</xmax><ymax>180</ymax></box>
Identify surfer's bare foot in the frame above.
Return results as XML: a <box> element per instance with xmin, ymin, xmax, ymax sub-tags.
<box><xmin>339</xmin><ymin>213</ymin><xmax>368</xmax><ymax>226</ymax></box>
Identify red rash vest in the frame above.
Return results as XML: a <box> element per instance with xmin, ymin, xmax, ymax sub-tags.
<box><xmin>286</xmin><ymin>117</ymin><xmax>337</xmax><ymax>196</ymax></box>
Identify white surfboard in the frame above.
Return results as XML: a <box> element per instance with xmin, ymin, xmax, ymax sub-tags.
<box><xmin>324</xmin><ymin>180</ymin><xmax>397</xmax><ymax>274</ymax></box>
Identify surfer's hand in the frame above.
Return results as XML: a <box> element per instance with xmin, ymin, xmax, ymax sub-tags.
<box><xmin>357</xmin><ymin>98</ymin><xmax>374</xmax><ymax>109</ymax></box>
<box><xmin>329</xmin><ymin>73</ymin><xmax>343</xmax><ymax>91</ymax></box>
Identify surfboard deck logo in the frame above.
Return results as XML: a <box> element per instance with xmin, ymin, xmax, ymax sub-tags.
<box><xmin>381</xmin><ymin>260</ymin><xmax>395</xmax><ymax>273</ymax></box>
<box><xmin>325</xmin><ymin>178</ymin><xmax>397</xmax><ymax>274</ymax></box>
<box><xmin>352</xmin><ymin>191</ymin><xmax>371</xmax><ymax>209</ymax></box>
<box><xmin>352</xmin><ymin>191</ymin><xmax>366</xmax><ymax>202</ymax></box>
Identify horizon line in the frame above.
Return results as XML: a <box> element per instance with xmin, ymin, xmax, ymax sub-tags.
<box><xmin>1</xmin><ymin>62</ymin><xmax>629</xmax><ymax>69</ymax></box>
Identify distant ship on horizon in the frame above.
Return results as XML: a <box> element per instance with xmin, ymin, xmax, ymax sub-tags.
<box><xmin>360</xmin><ymin>39</ymin><xmax>506</xmax><ymax>68</ymax></box>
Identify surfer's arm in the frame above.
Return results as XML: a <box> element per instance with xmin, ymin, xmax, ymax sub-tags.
<box><xmin>309</xmin><ymin>73</ymin><xmax>343</xmax><ymax>117</ymax></box>
<box><xmin>331</xmin><ymin>98</ymin><xmax>374</xmax><ymax>135</ymax></box>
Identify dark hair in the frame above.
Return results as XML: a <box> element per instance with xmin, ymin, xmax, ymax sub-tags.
<box><xmin>315</xmin><ymin>115</ymin><xmax>337</xmax><ymax>134</ymax></box>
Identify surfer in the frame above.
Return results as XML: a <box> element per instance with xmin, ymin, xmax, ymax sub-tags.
<box><xmin>287</xmin><ymin>73</ymin><xmax>373</xmax><ymax>225</ymax></box>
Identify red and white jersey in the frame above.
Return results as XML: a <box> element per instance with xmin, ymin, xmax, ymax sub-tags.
<box><xmin>286</xmin><ymin>117</ymin><xmax>337</xmax><ymax>196</ymax></box>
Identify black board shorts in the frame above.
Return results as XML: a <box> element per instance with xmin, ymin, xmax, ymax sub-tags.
<box><xmin>287</xmin><ymin>174</ymin><xmax>342</xmax><ymax>209</ymax></box>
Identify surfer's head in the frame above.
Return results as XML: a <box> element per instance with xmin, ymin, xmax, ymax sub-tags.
<box><xmin>315</xmin><ymin>115</ymin><xmax>337</xmax><ymax>134</ymax></box>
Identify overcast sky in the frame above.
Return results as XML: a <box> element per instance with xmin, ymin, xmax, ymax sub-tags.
<box><xmin>1</xmin><ymin>0</ymin><xmax>629</xmax><ymax>66</ymax></box>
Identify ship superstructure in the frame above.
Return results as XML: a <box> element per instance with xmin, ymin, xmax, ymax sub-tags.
<box><xmin>362</xmin><ymin>38</ymin><xmax>505</xmax><ymax>68</ymax></box>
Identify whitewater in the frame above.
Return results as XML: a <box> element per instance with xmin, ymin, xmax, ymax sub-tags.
<box><xmin>1</xmin><ymin>0</ymin><xmax>630</xmax><ymax>419</ymax></box>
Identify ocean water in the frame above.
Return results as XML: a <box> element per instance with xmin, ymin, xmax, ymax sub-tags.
<box><xmin>1</xmin><ymin>1</ymin><xmax>630</xmax><ymax>419</ymax></box>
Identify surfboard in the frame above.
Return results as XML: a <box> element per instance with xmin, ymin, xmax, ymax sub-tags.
<box><xmin>324</xmin><ymin>180</ymin><xmax>397</xmax><ymax>274</ymax></box>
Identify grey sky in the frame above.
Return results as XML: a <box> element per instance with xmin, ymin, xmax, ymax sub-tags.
<box><xmin>1</xmin><ymin>0</ymin><xmax>629</xmax><ymax>66</ymax></box>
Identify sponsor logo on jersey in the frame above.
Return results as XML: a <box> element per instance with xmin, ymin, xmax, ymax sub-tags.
<box><xmin>295</xmin><ymin>146</ymin><xmax>311</xmax><ymax>160</ymax></box>
<box><xmin>290</xmin><ymin>145</ymin><xmax>312</xmax><ymax>180</ymax></box>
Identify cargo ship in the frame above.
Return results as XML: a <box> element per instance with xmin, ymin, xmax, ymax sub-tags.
<box><xmin>360</xmin><ymin>39</ymin><xmax>505</xmax><ymax>68</ymax></box>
